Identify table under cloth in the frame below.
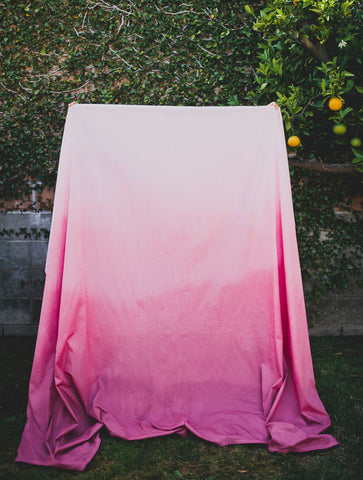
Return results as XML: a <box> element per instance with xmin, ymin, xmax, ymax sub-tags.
<box><xmin>16</xmin><ymin>104</ymin><xmax>338</xmax><ymax>470</ymax></box>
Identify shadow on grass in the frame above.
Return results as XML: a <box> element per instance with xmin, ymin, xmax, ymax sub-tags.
<box><xmin>0</xmin><ymin>336</ymin><xmax>361</xmax><ymax>480</ymax></box>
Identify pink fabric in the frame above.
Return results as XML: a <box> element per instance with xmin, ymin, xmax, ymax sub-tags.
<box><xmin>16</xmin><ymin>104</ymin><xmax>338</xmax><ymax>470</ymax></box>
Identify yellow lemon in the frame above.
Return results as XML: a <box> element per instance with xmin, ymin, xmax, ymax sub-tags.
<box><xmin>328</xmin><ymin>97</ymin><xmax>343</xmax><ymax>111</ymax></box>
<box><xmin>287</xmin><ymin>135</ymin><xmax>301</xmax><ymax>147</ymax></box>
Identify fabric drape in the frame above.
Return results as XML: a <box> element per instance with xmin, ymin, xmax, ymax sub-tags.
<box><xmin>16</xmin><ymin>105</ymin><xmax>338</xmax><ymax>470</ymax></box>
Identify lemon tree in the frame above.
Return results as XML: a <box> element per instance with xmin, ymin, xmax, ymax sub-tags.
<box><xmin>244</xmin><ymin>0</ymin><xmax>363</xmax><ymax>301</ymax></box>
<box><xmin>245</xmin><ymin>0</ymin><xmax>362</xmax><ymax>171</ymax></box>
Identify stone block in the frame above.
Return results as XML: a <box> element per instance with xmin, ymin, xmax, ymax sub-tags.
<box><xmin>0</xmin><ymin>241</ymin><xmax>30</xmax><ymax>269</ymax></box>
<box><xmin>0</xmin><ymin>270</ymin><xmax>45</xmax><ymax>298</ymax></box>
<box><xmin>349</xmin><ymin>297</ymin><xmax>363</xmax><ymax>324</ymax></box>
<box><xmin>331</xmin><ymin>297</ymin><xmax>351</xmax><ymax>323</ymax></box>
<box><xmin>308</xmin><ymin>294</ymin><xmax>363</xmax><ymax>336</ymax></box>
<box><xmin>30</xmin><ymin>242</ymin><xmax>48</xmax><ymax>269</ymax></box>
<box><xmin>0</xmin><ymin>298</ymin><xmax>32</xmax><ymax>325</ymax></box>
<box><xmin>31</xmin><ymin>298</ymin><xmax>43</xmax><ymax>325</ymax></box>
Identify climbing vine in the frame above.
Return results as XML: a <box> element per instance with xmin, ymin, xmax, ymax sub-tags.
<box><xmin>291</xmin><ymin>169</ymin><xmax>363</xmax><ymax>300</ymax></box>
<box><xmin>0</xmin><ymin>0</ymin><xmax>262</xmax><ymax>199</ymax></box>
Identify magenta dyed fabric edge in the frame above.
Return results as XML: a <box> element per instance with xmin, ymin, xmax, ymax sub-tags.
<box><xmin>16</xmin><ymin>104</ymin><xmax>338</xmax><ymax>470</ymax></box>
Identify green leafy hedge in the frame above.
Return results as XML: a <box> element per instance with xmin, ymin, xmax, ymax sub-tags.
<box><xmin>1</xmin><ymin>0</ymin><xmax>362</xmax><ymax>299</ymax></box>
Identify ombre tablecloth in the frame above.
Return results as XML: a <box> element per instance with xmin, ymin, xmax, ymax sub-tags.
<box><xmin>16</xmin><ymin>105</ymin><xmax>337</xmax><ymax>470</ymax></box>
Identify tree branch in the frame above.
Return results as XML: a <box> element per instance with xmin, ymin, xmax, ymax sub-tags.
<box><xmin>300</xmin><ymin>36</ymin><xmax>329</xmax><ymax>63</ymax></box>
<box><xmin>288</xmin><ymin>155</ymin><xmax>359</xmax><ymax>174</ymax></box>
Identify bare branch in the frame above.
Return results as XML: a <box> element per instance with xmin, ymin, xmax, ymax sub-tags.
<box><xmin>26</xmin><ymin>68</ymin><xmax>63</xmax><ymax>78</ymax></box>
<box><xmin>109</xmin><ymin>47</ymin><xmax>134</xmax><ymax>68</ymax></box>
<box><xmin>81</xmin><ymin>10</ymin><xmax>88</xmax><ymax>29</ymax></box>
<box><xmin>192</xmin><ymin>55</ymin><xmax>204</xmax><ymax>69</ymax></box>
<box><xmin>87</xmin><ymin>1</ymin><xmax>133</xmax><ymax>15</ymax></box>
<box><xmin>0</xmin><ymin>82</ymin><xmax>27</xmax><ymax>101</ymax></box>
<box><xmin>18</xmin><ymin>82</ymin><xmax>32</xmax><ymax>92</ymax></box>
<box><xmin>159</xmin><ymin>87</ymin><xmax>173</xmax><ymax>101</ymax></box>
<box><xmin>74</xmin><ymin>27</ymin><xmax>84</xmax><ymax>37</ymax></box>
<box><xmin>197</xmin><ymin>43</ymin><xmax>217</xmax><ymax>56</ymax></box>
<box><xmin>117</xmin><ymin>15</ymin><xmax>125</xmax><ymax>34</ymax></box>
<box><xmin>288</xmin><ymin>155</ymin><xmax>359</xmax><ymax>174</ymax></box>
<box><xmin>164</xmin><ymin>10</ymin><xmax>193</xmax><ymax>16</ymax></box>
<box><xmin>48</xmin><ymin>80</ymin><xmax>90</xmax><ymax>94</ymax></box>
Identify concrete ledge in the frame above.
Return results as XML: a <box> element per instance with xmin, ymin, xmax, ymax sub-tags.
<box><xmin>309</xmin><ymin>324</ymin><xmax>363</xmax><ymax>336</ymax></box>
<box><xmin>2</xmin><ymin>320</ymin><xmax>362</xmax><ymax>337</ymax></box>
<box><xmin>0</xmin><ymin>211</ymin><xmax>52</xmax><ymax>233</ymax></box>
<box><xmin>1</xmin><ymin>325</ymin><xmax>39</xmax><ymax>336</ymax></box>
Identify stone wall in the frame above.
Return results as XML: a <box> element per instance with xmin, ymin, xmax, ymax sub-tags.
<box><xmin>0</xmin><ymin>212</ymin><xmax>51</xmax><ymax>335</ymax></box>
<box><xmin>307</xmin><ymin>290</ymin><xmax>363</xmax><ymax>336</ymax></box>
<box><xmin>1</xmin><ymin>212</ymin><xmax>362</xmax><ymax>336</ymax></box>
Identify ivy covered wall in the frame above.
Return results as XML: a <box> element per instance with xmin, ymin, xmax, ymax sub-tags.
<box><xmin>1</xmin><ymin>0</ymin><xmax>264</xmax><ymax>200</ymax></box>
<box><xmin>1</xmin><ymin>0</ymin><xmax>362</xmax><ymax>300</ymax></box>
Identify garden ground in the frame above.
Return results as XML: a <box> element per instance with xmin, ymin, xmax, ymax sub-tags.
<box><xmin>0</xmin><ymin>336</ymin><xmax>361</xmax><ymax>480</ymax></box>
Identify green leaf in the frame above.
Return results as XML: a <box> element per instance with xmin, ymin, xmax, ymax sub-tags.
<box><xmin>352</xmin><ymin>148</ymin><xmax>363</xmax><ymax>158</ymax></box>
<box><xmin>343</xmin><ymin>79</ymin><xmax>354</xmax><ymax>93</ymax></box>
<box><xmin>244</xmin><ymin>5</ymin><xmax>255</xmax><ymax>16</ymax></box>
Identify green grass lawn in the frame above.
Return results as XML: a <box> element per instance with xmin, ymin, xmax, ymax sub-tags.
<box><xmin>0</xmin><ymin>336</ymin><xmax>361</xmax><ymax>480</ymax></box>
